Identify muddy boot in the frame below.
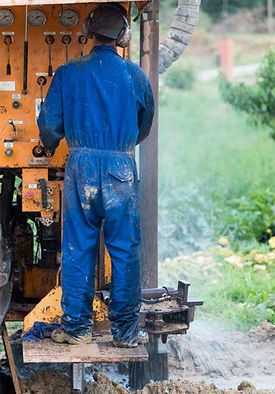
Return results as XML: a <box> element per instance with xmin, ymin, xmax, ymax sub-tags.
<box><xmin>51</xmin><ymin>327</ymin><xmax>93</xmax><ymax>345</ymax></box>
<box><xmin>113</xmin><ymin>330</ymin><xmax>148</xmax><ymax>348</ymax></box>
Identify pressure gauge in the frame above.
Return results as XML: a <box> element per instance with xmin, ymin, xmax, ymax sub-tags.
<box><xmin>60</xmin><ymin>9</ymin><xmax>79</xmax><ymax>27</ymax></box>
<box><xmin>28</xmin><ymin>9</ymin><xmax>47</xmax><ymax>27</ymax></box>
<box><xmin>0</xmin><ymin>9</ymin><xmax>15</xmax><ymax>27</ymax></box>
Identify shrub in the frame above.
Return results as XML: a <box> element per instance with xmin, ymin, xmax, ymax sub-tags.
<box><xmin>218</xmin><ymin>189</ymin><xmax>275</xmax><ymax>243</ymax></box>
<box><xmin>165</xmin><ymin>64</ymin><xmax>195</xmax><ymax>90</ymax></box>
<box><xmin>220</xmin><ymin>50</ymin><xmax>275</xmax><ymax>140</ymax></box>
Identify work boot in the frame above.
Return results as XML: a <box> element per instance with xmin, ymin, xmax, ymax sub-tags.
<box><xmin>113</xmin><ymin>330</ymin><xmax>149</xmax><ymax>348</ymax></box>
<box><xmin>51</xmin><ymin>327</ymin><xmax>93</xmax><ymax>345</ymax></box>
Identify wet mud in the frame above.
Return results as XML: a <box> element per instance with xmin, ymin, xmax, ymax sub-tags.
<box><xmin>168</xmin><ymin>322</ymin><xmax>275</xmax><ymax>390</ymax></box>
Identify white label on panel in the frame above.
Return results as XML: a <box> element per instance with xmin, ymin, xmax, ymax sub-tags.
<box><xmin>4</xmin><ymin>142</ymin><xmax>13</xmax><ymax>148</ymax></box>
<box><xmin>0</xmin><ymin>81</ymin><xmax>15</xmax><ymax>91</ymax></box>
<box><xmin>13</xmin><ymin>120</ymin><xmax>23</xmax><ymax>125</ymax></box>
<box><xmin>12</xmin><ymin>93</ymin><xmax>21</xmax><ymax>100</ymax></box>
<box><xmin>2</xmin><ymin>32</ymin><xmax>14</xmax><ymax>36</ymax></box>
<box><xmin>36</xmin><ymin>72</ymin><xmax>48</xmax><ymax>77</ymax></box>
<box><xmin>28</xmin><ymin>184</ymin><xmax>38</xmax><ymax>189</ymax></box>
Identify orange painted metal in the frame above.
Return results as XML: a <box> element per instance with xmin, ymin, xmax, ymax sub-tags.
<box><xmin>19</xmin><ymin>267</ymin><xmax>58</xmax><ymax>299</ymax></box>
<box><xmin>22</xmin><ymin>168</ymin><xmax>60</xmax><ymax>217</ymax></box>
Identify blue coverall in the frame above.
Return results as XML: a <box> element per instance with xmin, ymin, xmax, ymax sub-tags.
<box><xmin>38</xmin><ymin>45</ymin><xmax>154</xmax><ymax>344</ymax></box>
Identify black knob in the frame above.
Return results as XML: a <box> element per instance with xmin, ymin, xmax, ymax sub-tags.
<box><xmin>32</xmin><ymin>145</ymin><xmax>44</xmax><ymax>157</ymax></box>
<box><xmin>12</xmin><ymin>101</ymin><xmax>20</xmax><ymax>109</ymax></box>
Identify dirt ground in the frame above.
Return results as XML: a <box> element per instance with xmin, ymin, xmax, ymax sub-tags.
<box><xmin>17</xmin><ymin>321</ymin><xmax>275</xmax><ymax>394</ymax></box>
<box><xmin>168</xmin><ymin>321</ymin><xmax>275</xmax><ymax>390</ymax></box>
<box><xmin>20</xmin><ymin>371</ymin><xmax>275</xmax><ymax>394</ymax></box>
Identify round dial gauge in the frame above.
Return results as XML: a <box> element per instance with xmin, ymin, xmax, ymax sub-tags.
<box><xmin>28</xmin><ymin>9</ymin><xmax>47</xmax><ymax>27</ymax></box>
<box><xmin>0</xmin><ymin>9</ymin><xmax>15</xmax><ymax>27</ymax></box>
<box><xmin>60</xmin><ymin>9</ymin><xmax>79</xmax><ymax>27</ymax></box>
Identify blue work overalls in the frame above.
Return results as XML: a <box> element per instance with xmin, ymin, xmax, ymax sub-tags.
<box><xmin>38</xmin><ymin>46</ymin><xmax>154</xmax><ymax>344</ymax></box>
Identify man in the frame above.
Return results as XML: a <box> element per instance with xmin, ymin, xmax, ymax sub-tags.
<box><xmin>38</xmin><ymin>3</ymin><xmax>154</xmax><ymax>348</ymax></box>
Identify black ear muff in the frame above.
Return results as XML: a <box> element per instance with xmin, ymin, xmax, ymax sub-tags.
<box><xmin>116</xmin><ymin>16</ymin><xmax>131</xmax><ymax>48</ymax></box>
<box><xmin>83</xmin><ymin>14</ymin><xmax>94</xmax><ymax>39</ymax></box>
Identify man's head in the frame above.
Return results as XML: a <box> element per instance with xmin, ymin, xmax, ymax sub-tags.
<box><xmin>83</xmin><ymin>3</ymin><xmax>131</xmax><ymax>48</ymax></box>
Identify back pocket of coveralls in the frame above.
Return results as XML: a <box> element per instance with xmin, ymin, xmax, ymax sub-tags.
<box><xmin>108</xmin><ymin>167</ymin><xmax>134</xmax><ymax>183</ymax></box>
<box><xmin>108</xmin><ymin>168</ymin><xmax>136</xmax><ymax>201</ymax></box>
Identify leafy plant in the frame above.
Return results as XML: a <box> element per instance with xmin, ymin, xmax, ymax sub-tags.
<box><xmin>165</xmin><ymin>64</ymin><xmax>195</xmax><ymax>90</ymax></box>
<box><xmin>220</xmin><ymin>50</ymin><xmax>275</xmax><ymax>139</ymax></box>
<box><xmin>218</xmin><ymin>189</ymin><xmax>275</xmax><ymax>243</ymax></box>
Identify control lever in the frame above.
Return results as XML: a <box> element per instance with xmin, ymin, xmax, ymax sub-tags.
<box><xmin>61</xmin><ymin>35</ymin><xmax>71</xmax><ymax>63</ymax></box>
<box><xmin>4</xmin><ymin>35</ymin><xmax>12</xmax><ymax>75</ymax></box>
<box><xmin>45</xmin><ymin>35</ymin><xmax>55</xmax><ymax>77</ymax></box>
<box><xmin>37</xmin><ymin>76</ymin><xmax>47</xmax><ymax>106</ymax></box>
<box><xmin>78</xmin><ymin>35</ymin><xmax>88</xmax><ymax>57</ymax></box>
<box><xmin>8</xmin><ymin>119</ymin><xmax>16</xmax><ymax>132</ymax></box>
<box><xmin>38</xmin><ymin>178</ymin><xmax>48</xmax><ymax>210</ymax></box>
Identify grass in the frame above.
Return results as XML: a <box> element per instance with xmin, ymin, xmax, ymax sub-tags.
<box><xmin>198</xmin><ymin>263</ymin><xmax>275</xmax><ymax>330</ymax></box>
<box><xmin>159</xmin><ymin>254</ymin><xmax>275</xmax><ymax>330</ymax></box>
<box><xmin>158</xmin><ymin>78</ymin><xmax>275</xmax><ymax>329</ymax></box>
<box><xmin>158</xmin><ymin>79</ymin><xmax>275</xmax><ymax>258</ymax></box>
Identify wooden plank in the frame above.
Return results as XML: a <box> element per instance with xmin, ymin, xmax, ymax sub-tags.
<box><xmin>0</xmin><ymin>0</ymin><xmax>140</xmax><ymax>6</ymax></box>
<box><xmin>1</xmin><ymin>323</ymin><xmax>22</xmax><ymax>394</ymax></box>
<box><xmin>23</xmin><ymin>336</ymin><xmax>148</xmax><ymax>363</ymax></box>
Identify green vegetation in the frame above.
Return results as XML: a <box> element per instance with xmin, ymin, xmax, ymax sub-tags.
<box><xmin>165</xmin><ymin>65</ymin><xmax>195</xmax><ymax>90</ymax></box>
<box><xmin>158</xmin><ymin>69</ymin><xmax>275</xmax><ymax>329</ymax></box>
<box><xmin>160</xmin><ymin>252</ymin><xmax>275</xmax><ymax>330</ymax></box>
<box><xmin>221</xmin><ymin>51</ymin><xmax>275</xmax><ymax>139</ymax></box>
<box><xmin>218</xmin><ymin>189</ymin><xmax>275</xmax><ymax>248</ymax></box>
<box><xmin>159</xmin><ymin>77</ymin><xmax>275</xmax><ymax>259</ymax></box>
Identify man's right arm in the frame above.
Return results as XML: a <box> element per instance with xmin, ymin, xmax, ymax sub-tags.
<box><xmin>137</xmin><ymin>75</ymin><xmax>155</xmax><ymax>145</ymax></box>
<box><xmin>38</xmin><ymin>67</ymin><xmax>65</xmax><ymax>153</ymax></box>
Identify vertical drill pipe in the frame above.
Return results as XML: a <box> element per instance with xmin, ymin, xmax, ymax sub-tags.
<box><xmin>139</xmin><ymin>0</ymin><xmax>159</xmax><ymax>288</ymax></box>
<box><xmin>22</xmin><ymin>6</ymin><xmax>28</xmax><ymax>94</ymax></box>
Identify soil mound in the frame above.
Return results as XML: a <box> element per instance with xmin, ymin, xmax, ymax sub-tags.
<box><xmin>249</xmin><ymin>322</ymin><xmax>275</xmax><ymax>343</ymax></box>
<box><xmin>21</xmin><ymin>370</ymin><xmax>70</xmax><ymax>394</ymax></box>
<box><xmin>139</xmin><ymin>380</ymin><xmax>274</xmax><ymax>394</ymax></box>
<box><xmin>15</xmin><ymin>371</ymin><xmax>275</xmax><ymax>394</ymax></box>
<box><xmin>86</xmin><ymin>372</ymin><xmax>128</xmax><ymax>394</ymax></box>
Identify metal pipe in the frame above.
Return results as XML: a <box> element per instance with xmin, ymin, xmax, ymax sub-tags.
<box><xmin>139</xmin><ymin>0</ymin><xmax>159</xmax><ymax>289</ymax></box>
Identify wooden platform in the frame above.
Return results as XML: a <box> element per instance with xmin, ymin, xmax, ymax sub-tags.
<box><xmin>23</xmin><ymin>335</ymin><xmax>148</xmax><ymax>364</ymax></box>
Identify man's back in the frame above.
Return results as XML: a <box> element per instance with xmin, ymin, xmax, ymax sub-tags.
<box><xmin>39</xmin><ymin>45</ymin><xmax>153</xmax><ymax>153</ymax></box>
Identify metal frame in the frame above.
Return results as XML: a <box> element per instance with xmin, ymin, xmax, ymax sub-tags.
<box><xmin>140</xmin><ymin>0</ymin><xmax>159</xmax><ymax>288</ymax></box>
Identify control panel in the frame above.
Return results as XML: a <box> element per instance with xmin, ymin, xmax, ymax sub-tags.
<box><xmin>0</xmin><ymin>3</ymin><xmax>127</xmax><ymax>169</ymax></box>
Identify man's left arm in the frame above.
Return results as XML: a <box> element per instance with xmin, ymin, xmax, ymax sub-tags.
<box><xmin>38</xmin><ymin>67</ymin><xmax>65</xmax><ymax>153</ymax></box>
<box><xmin>136</xmin><ymin>77</ymin><xmax>155</xmax><ymax>145</ymax></box>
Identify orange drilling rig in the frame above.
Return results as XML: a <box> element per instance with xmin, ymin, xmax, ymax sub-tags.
<box><xmin>0</xmin><ymin>1</ymin><xmax>202</xmax><ymax>393</ymax></box>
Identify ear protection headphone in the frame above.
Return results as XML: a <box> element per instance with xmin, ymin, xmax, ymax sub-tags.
<box><xmin>116</xmin><ymin>15</ymin><xmax>131</xmax><ymax>48</ymax></box>
<box><xmin>83</xmin><ymin>5</ymin><xmax>131</xmax><ymax>48</ymax></box>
